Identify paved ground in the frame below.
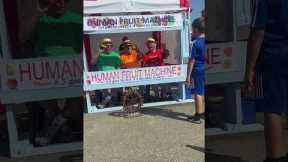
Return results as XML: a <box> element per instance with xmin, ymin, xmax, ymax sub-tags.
<box><xmin>2</xmin><ymin>104</ymin><xmax>286</xmax><ymax>162</ymax></box>
<box><xmin>206</xmin><ymin>118</ymin><xmax>288</xmax><ymax>162</ymax></box>
<box><xmin>84</xmin><ymin>103</ymin><xmax>205</xmax><ymax>162</ymax></box>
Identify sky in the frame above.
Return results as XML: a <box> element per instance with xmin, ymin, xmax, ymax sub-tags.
<box><xmin>190</xmin><ymin>0</ymin><xmax>205</xmax><ymax>21</ymax></box>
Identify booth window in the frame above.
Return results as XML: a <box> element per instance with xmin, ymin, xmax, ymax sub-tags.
<box><xmin>205</xmin><ymin>0</ymin><xmax>234</xmax><ymax>43</ymax></box>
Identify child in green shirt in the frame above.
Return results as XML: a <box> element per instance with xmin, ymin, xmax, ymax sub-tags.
<box><xmin>93</xmin><ymin>38</ymin><xmax>122</xmax><ymax>108</ymax></box>
<box><xmin>94</xmin><ymin>38</ymin><xmax>121</xmax><ymax>71</ymax></box>
<box><xmin>33</xmin><ymin>0</ymin><xmax>82</xmax><ymax>57</ymax></box>
<box><xmin>23</xmin><ymin>0</ymin><xmax>82</xmax><ymax>146</ymax></box>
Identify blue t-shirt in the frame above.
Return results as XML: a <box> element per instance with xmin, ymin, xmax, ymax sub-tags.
<box><xmin>252</xmin><ymin>0</ymin><xmax>288</xmax><ymax>72</ymax></box>
<box><xmin>190</xmin><ymin>37</ymin><xmax>205</xmax><ymax>73</ymax></box>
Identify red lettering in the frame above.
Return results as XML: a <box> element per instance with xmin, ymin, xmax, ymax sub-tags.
<box><xmin>121</xmin><ymin>71</ymin><xmax>127</xmax><ymax>81</ymax></box>
<box><xmin>19</xmin><ymin>63</ymin><xmax>31</xmax><ymax>81</ymax></box>
<box><xmin>131</xmin><ymin>70</ymin><xmax>138</xmax><ymax>80</ymax></box>
<box><xmin>211</xmin><ymin>48</ymin><xmax>220</xmax><ymax>64</ymax></box>
<box><xmin>72</xmin><ymin>59</ymin><xmax>83</xmax><ymax>78</ymax></box>
<box><xmin>171</xmin><ymin>66</ymin><xmax>177</xmax><ymax>75</ymax></box>
<box><xmin>126</xmin><ymin>71</ymin><xmax>132</xmax><ymax>80</ymax></box>
<box><xmin>144</xmin><ymin>69</ymin><xmax>151</xmax><ymax>78</ymax></box>
<box><xmin>61</xmin><ymin>60</ymin><xmax>73</xmax><ymax>80</ymax></box>
<box><xmin>101</xmin><ymin>72</ymin><xmax>110</xmax><ymax>81</ymax></box>
<box><xmin>108</xmin><ymin>71</ymin><xmax>119</xmax><ymax>81</ymax></box>
<box><xmin>32</xmin><ymin>62</ymin><xmax>45</xmax><ymax>80</ymax></box>
<box><xmin>46</xmin><ymin>61</ymin><xmax>60</xmax><ymax>80</ymax></box>
<box><xmin>206</xmin><ymin>48</ymin><xmax>221</xmax><ymax>65</ymax></box>
<box><xmin>155</xmin><ymin>68</ymin><xmax>161</xmax><ymax>77</ymax></box>
<box><xmin>151</xmin><ymin>68</ymin><xmax>156</xmax><ymax>78</ymax></box>
<box><xmin>90</xmin><ymin>73</ymin><xmax>99</xmax><ymax>82</ymax></box>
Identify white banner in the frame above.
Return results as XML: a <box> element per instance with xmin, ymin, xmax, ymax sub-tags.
<box><xmin>206</xmin><ymin>43</ymin><xmax>240</xmax><ymax>74</ymax></box>
<box><xmin>83</xmin><ymin>0</ymin><xmax>183</xmax><ymax>14</ymax></box>
<box><xmin>84</xmin><ymin>13</ymin><xmax>183</xmax><ymax>32</ymax></box>
<box><xmin>84</xmin><ymin>64</ymin><xmax>187</xmax><ymax>90</ymax></box>
<box><xmin>0</xmin><ymin>56</ymin><xmax>83</xmax><ymax>91</ymax></box>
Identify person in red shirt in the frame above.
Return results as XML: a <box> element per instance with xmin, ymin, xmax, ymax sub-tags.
<box><xmin>142</xmin><ymin>37</ymin><xmax>165</xmax><ymax>67</ymax></box>
<box><xmin>142</xmin><ymin>37</ymin><xmax>169</xmax><ymax>101</ymax></box>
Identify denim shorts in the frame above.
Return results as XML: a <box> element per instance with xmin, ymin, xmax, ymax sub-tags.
<box><xmin>191</xmin><ymin>70</ymin><xmax>205</xmax><ymax>96</ymax></box>
<box><xmin>260</xmin><ymin>69</ymin><xmax>288</xmax><ymax>115</ymax></box>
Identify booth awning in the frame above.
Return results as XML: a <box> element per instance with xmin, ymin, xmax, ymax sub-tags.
<box><xmin>84</xmin><ymin>0</ymin><xmax>189</xmax><ymax>14</ymax></box>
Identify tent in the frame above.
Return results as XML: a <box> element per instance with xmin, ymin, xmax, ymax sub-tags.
<box><xmin>83</xmin><ymin>0</ymin><xmax>192</xmax><ymax>113</ymax></box>
<box><xmin>84</xmin><ymin>0</ymin><xmax>190</xmax><ymax>14</ymax></box>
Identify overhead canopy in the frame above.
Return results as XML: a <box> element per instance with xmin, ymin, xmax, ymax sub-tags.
<box><xmin>84</xmin><ymin>0</ymin><xmax>189</xmax><ymax>14</ymax></box>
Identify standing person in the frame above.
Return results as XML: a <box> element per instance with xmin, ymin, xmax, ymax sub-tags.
<box><xmin>119</xmin><ymin>40</ymin><xmax>140</xmax><ymax>69</ymax></box>
<box><xmin>245</xmin><ymin>0</ymin><xmax>288</xmax><ymax>162</ymax></box>
<box><xmin>20</xmin><ymin>0</ymin><xmax>82</xmax><ymax>146</ymax></box>
<box><xmin>93</xmin><ymin>38</ymin><xmax>122</xmax><ymax>108</ymax></box>
<box><xmin>142</xmin><ymin>37</ymin><xmax>166</xmax><ymax>101</ymax></box>
<box><xmin>33</xmin><ymin>0</ymin><xmax>82</xmax><ymax>57</ymax></box>
<box><xmin>186</xmin><ymin>18</ymin><xmax>205</xmax><ymax>124</ymax></box>
<box><xmin>142</xmin><ymin>37</ymin><xmax>165</xmax><ymax>67</ymax></box>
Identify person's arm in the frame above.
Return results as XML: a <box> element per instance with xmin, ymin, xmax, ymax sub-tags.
<box><xmin>245</xmin><ymin>30</ymin><xmax>264</xmax><ymax>77</ymax></box>
<box><xmin>186</xmin><ymin>59</ymin><xmax>195</xmax><ymax>83</ymax></box>
<box><xmin>245</xmin><ymin>0</ymin><xmax>267</xmax><ymax>93</ymax></box>
<box><xmin>92</xmin><ymin>54</ymin><xmax>100</xmax><ymax>71</ymax></box>
<box><xmin>186</xmin><ymin>41</ymin><xmax>197</xmax><ymax>84</ymax></box>
<box><xmin>116</xmin><ymin>54</ymin><xmax>122</xmax><ymax>69</ymax></box>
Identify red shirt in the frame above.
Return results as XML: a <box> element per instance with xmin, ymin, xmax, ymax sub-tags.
<box><xmin>142</xmin><ymin>49</ymin><xmax>164</xmax><ymax>67</ymax></box>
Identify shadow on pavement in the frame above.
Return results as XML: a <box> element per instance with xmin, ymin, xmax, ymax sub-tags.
<box><xmin>108</xmin><ymin>108</ymin><xmax>193</xmax><ymax>122</ymax></box>
<box><xmin>139</xmin><ymin>108</ymin><xmax>192</xmax><ymax>122</ymax></box>
<box><xmin>185</xmin><ymin>144</ymin><xmax>205</xmax><ymax>153</ymax></box>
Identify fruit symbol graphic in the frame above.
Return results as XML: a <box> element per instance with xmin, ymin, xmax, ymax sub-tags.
<box><xmin>224</xmin><ymin>47</ymin><xmax>233</xmax><ymax>57</ymax></box>
<box><xmin>223</xmin><ymin>47</ymin><xmax>233</xmax><ymax>69</ymax></box>
<box><xmin>223</xmin><ymin>59</ymin><xmax>232</xmax><ymax>69</ymax></box>
<box><xmin>6</xmin><ymin>64</ymin><xmax>16</xmax><ymax>76</ymax></box>
<box><xmin>7</xmin><ymin>79</ymin><xmax>18</xmax><ymax>90</ymax></box>
<box><xmin>177</xmin><ymin>66</ymin><xmax>181</xmax><ymax>76</ymax></box>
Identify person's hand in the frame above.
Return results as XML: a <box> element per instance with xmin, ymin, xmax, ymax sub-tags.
<box><xmin>244</xmin><ymin>69</ymin><xmax>255</xmax><ymax>97</ymax></box>
<box><xmin>186</xmin><ymin>77</ymin><xmax>192</xmax><ymax>86</ymax></box>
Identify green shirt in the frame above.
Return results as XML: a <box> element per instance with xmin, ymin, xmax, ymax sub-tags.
<box><xmin>33</xmin><ymin>11</ymin><xmax>82</xmax><ymax>57</ymax></box>
<box><xmin>96</xmin><ymin>51</ymin><xmax>122</xmax><ymax>71</ymax></box>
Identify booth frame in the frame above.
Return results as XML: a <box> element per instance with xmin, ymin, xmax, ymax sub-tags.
<box><xmin>0</xmin><ymin>0</ymin><xmax>82</xmax><ymax>157</ymax></box>
<box><xmin>83</xmin><ymin>10</ymin><xmax>194</xmax><ymax>113</ymax></box>
<box><xmin>205</xmin><ymin>0</ymin><xmax>263</xmax><ymax>136</ymax></box>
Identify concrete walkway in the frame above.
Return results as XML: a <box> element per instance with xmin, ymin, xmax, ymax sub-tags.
<box><xmin>84</xmin><ymin>103</ymin><xmax>205</xmax><ymax>162</ymax></box>
<box><xmin>206</xmin><ymin>118</ymin><xmax>288</xmax><ymax>162</ymax></box>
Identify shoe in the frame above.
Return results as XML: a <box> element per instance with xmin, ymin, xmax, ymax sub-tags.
<box><xmin>188</xmin><ymin>114</ymin><xmax>202</xmax><ymax>124</ymax></box>
<box><xmin>199</xmin><ymin>113</ymin><xmax>205</xmax><ymax>119</ymax></box>
<box><xmin>187</xmin><ymin>113</ymin><xmax>205</xmax><ymax>120</ymax></box>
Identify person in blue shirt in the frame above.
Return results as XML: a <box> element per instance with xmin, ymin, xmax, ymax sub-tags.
<box><xmin>186</xmin><ymin>18</ymin><xmax>206</xmax><ymax>124</ymax></box>
<box><xmin>245</xmin><ymin>0</ymin><xmax>288</xmax><ymax>161</ymax></box>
